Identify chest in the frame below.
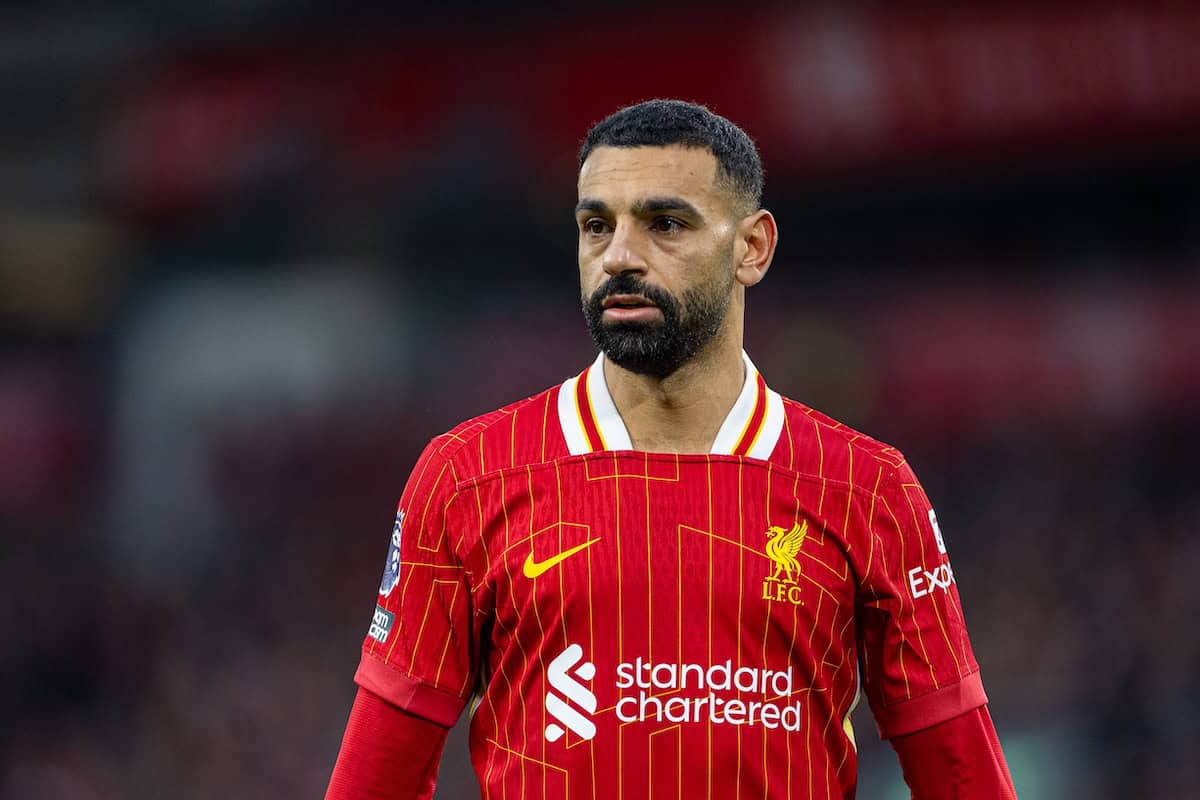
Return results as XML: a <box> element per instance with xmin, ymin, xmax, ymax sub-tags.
<box><xmin>467</xmin><ymin>455</ymin><xmax>858</xmax><ymax>637</ymax></box>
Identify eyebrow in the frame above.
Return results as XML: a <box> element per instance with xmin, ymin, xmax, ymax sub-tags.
<box><xmin>634</xmin><ymin>196</ymin><xmax>703</xmax><ymax>218</ymax></box>
<box><xmin>575</xmin><ymin>198</ymin><xmax>610</xmax><ymax>216</ymax></box>
<box><xmin>574</xmin><ymin>196</ymin><xmax>704</xmax><ymax>219</ymax></box>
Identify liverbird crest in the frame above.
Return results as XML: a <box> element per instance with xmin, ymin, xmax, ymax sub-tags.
<box><xmin>765</xmin><ymin>521</ymin><xmax>808</xmax><ymax>585</ymax></box>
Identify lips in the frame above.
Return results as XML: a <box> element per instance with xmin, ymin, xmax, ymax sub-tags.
<box><xmin>600</xmin><ymin>293</ymin><xmax>662</xmax><ymax>323</ymax></box>
<box><xmin>603</xmin><ymin>293</ymin><xmax>656</xmax><ymax>310</ymax></box>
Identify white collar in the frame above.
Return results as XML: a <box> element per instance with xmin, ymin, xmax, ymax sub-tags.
<box><xmin>556</xmin><ymin>351</ymin><xmax>784</xmax><ymax>459</ymax></box>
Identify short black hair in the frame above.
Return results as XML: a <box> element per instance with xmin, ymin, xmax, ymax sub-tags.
<box><xmin>579</xmin><ymin>99</ymin><xmax>764</xmax><ymax>214</ymax></box>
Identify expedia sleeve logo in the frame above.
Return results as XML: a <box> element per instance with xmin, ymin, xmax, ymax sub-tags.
<box><xmin>907</xmin><ymin>508</ymin><xmax>956</xmax><ymax>599</ymax></box>
<box><xmin>378</xmin><ymin>509</ymin><xmax>404</xmax><ymax>597</ymax></box>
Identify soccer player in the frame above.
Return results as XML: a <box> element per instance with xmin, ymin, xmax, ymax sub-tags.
<box><xmin>326</xmin><ymin>100</ymin><xmax>1016</xmax><ymax>799</ymax></box>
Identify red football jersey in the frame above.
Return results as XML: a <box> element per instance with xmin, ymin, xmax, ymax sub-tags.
<box><xmin>357</xmin><ymin>352</ymin><xmax>985</xmax><ymax>798</ymax></box>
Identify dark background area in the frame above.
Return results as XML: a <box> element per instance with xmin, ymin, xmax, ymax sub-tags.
<box><xmin>2</xmin><ymin>2</ymin><xmax>1198</xmax><ymax>798</ymax></box>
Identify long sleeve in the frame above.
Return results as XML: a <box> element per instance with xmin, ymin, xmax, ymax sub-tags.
<box><xmin>325</xmin><ymin>687</ymin><xmax>450</xmax><ymax>800</ymax></box>
<box><xmin>889</xmin><ymin>704</ymin><xmax>1017</xmax><ymax>799</ymax></box>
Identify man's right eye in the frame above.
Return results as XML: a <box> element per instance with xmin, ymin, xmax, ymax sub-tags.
<box><xmin>583</xmin><ymin>219</ymin><xmax>609</xmax><ymax>235</ymax></box>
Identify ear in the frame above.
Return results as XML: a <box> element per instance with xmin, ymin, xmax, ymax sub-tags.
<box><xmin>733</xmin><ymin>209</ymin><xmax>777</xmax><ymax>288</ymax></box>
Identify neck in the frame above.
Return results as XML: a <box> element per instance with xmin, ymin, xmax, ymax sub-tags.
<box><xmin>602</xmin><ymin>328</ymin><xmax>746</xmax><ymax>454</ymax></box>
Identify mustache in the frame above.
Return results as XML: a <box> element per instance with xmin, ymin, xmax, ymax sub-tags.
<box><xmin>586</xmin><ymin>275</ymin><xmax>678</xmax><ymax>315</ymax></box>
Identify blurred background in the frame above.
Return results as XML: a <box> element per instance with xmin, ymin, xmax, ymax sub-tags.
<box><xmin>2</xmin><ymin>1</ymin><xmax>1198</xmax><ymax>798</ymax></box>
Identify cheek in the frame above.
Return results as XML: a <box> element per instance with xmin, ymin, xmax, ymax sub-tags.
<box><xmin>578</xmin><ymin>234</ymin><xmax>597</xmax><ymax>265</ymax></box>
<box><xmin>578</xmin><ymin>259</ymin><xmax>604</xmax><ymax>299</ymax></box>
<box><xmin>680</xmin><ymin>240</ymin><xmax>732</xmax><ymax>283</ymax></box>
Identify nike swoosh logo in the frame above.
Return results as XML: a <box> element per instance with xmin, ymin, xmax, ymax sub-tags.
<box><xmin>522</xmin><ymin>538</ymin><xmax>601</xmax><ymax>579</ymax></box>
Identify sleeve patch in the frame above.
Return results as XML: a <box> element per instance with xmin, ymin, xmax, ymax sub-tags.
<box><xmin>378</xmin><ymin>508</ymin><xmax>405</xmax><ymax>597</ymax></box>
<box><xmin>368</xmin><ymin>604</ymin><xmax>395</xmax><ymax>644</ymax></box>
<box><xmin>929</xmin><ymin>508</ymin><xmax>947</xmax><ymax>555</ymax></box>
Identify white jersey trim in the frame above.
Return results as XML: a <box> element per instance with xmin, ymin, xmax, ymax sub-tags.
<box><xmin>556</xmin><ymin>350</ymin><xmax>784</xmax><ymax>460</ymax></box>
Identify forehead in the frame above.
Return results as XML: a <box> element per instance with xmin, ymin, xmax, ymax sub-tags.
<box><xmin>577</xmin><ymin>145</ymin><xmax>723</xmax><ymax>209</ymax></box>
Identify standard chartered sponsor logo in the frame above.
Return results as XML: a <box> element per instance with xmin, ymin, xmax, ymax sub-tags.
<box><xmin>545</xmin><ymin>644</ymin><xmax>597</xmax><ymax>742</ymax></box>
<box><xmin>615</xmin><ymin>658</ymin><xmax>802</xmax><ymax>731</ymax></box>
<box><xmin>544</xmin><ymin>646</ymin><xmax>802</xmax><ymax>743</ymax></box>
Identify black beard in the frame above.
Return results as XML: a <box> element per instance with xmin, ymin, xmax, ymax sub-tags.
<box><xmin>582</xmin><ymin>274</ymin><xmax>731</xmax><ymax>378</ymax></box>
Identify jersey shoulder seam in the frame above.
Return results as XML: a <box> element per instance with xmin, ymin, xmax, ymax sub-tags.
<box><xmin>426</xmin><ymin>384</ymin><xmax>561</xmax><ymax>485</ymax></box>
<box><xmin>779</xmin><ymin>396</ymin><xmax>908</xmax><ymax>470</ymax></box>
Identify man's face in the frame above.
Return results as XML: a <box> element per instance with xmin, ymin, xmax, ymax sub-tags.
<box><xmin>576</xmin><ymin>145</ymin><xmax>741</xmax><ymax>377</ymax></box>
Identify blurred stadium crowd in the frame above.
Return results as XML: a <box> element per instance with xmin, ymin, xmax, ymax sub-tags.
<box><xmin>2</xmin><ymin>2</ymin><xmax>1198</xmax><ymax>798</ymax></box>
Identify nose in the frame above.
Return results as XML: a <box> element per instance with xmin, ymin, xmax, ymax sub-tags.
<box><xmin>600</xmin><ymin>220</ymin><xmax>649</xmax><ymax>277</ymax></box>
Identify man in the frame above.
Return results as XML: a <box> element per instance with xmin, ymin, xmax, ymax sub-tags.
<box><xmin>326</xmin><ymin>100</ymin><xmax>1016</xmax><ymax>799</ymax></box>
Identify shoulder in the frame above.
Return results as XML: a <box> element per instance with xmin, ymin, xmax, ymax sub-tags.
<box><xmin>773</xmin><ymin>395</ymin><xmax>913</xmax><ymax>497</ymax></box>
<box><xmin>418</xmin><ymin>384</ymin><xmax>568</xmax><ymax>487</ymax></box>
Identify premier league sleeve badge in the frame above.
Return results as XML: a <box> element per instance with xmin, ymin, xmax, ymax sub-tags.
<box><xmin>378</xmin><ymin>508</ymin><xmax>404</xmax><ymax>597</ymax></box>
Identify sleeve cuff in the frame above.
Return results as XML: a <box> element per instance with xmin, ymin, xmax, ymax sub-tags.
<box><xmin>873</xmin><ymin>669</ymin><xmax>988</xmax><ymax>739</ymax></box>
<box><xmin>355</xmin><ymin>652</ymin><xmax>467</xmax><ymax>728</ymax></box>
